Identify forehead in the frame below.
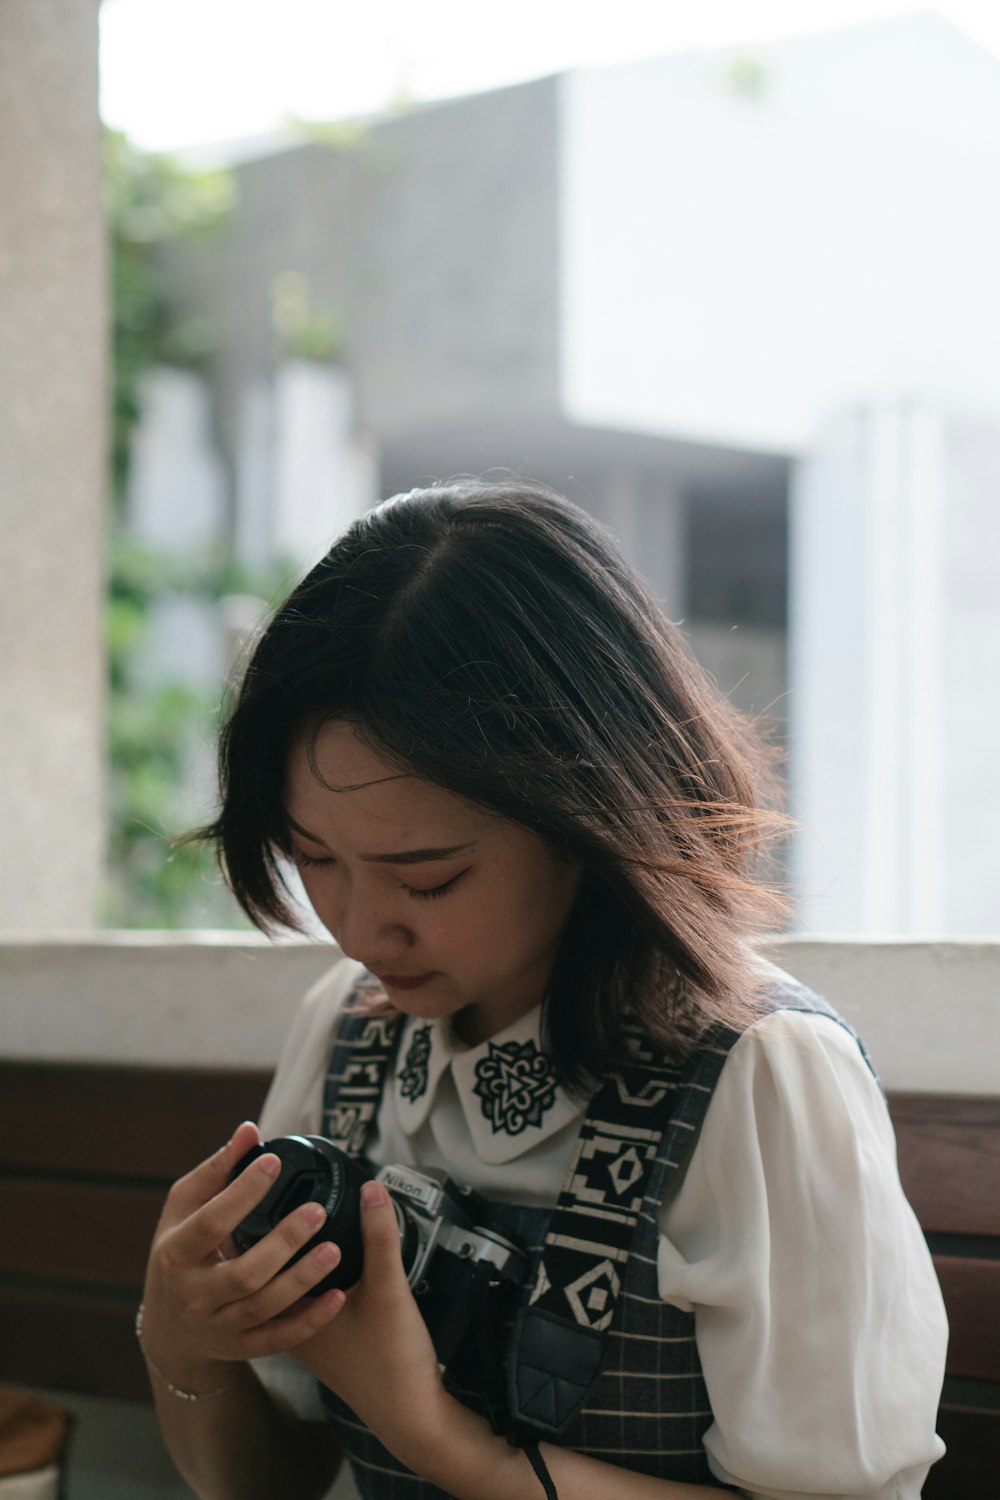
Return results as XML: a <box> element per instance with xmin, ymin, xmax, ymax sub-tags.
<box><xmin>284</xmin><ymin>720</ymin><xmax>481</xmax><ymax>841</ymax></box>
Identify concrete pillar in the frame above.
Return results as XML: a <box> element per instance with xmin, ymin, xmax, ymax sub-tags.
<box><xmin>789</xmin><ymin>397</ymin><xmax>997</xmax><ymax>935</ymax></box>
<box><xmin>0</xmin><ymin>0</ymin><xmax>106</xmax><ymax>927</ymax></box>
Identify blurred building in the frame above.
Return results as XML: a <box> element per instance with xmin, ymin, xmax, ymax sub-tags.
<box><xmin>133</xmin><ymin>11</ymin><xmax>1000</xmax><ymax>935</ymax></box>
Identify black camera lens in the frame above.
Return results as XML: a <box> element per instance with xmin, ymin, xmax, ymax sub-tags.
<box><xmin>228</xmin><ymin>1135</ymin><xmax>370</xmax><ymax>1292</ymax></box>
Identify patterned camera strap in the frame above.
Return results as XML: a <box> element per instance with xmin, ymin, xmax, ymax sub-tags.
<box><xmin>320</xmin><ymin>988</ymin><xmax>726</xmax><ymax>1440</ymax></box>
<box><xmin>321</xmin><ymin>977</ymin><xmax>405</xmax><ymax>1156</ymax></box>
<box><xmin>505</xmin><ymin>1019</ymin><xmax>724</xmax><ymax>1439</ymax></box>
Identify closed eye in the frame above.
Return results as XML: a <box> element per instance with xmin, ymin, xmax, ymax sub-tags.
<box><xmin>403</xmin><ymin>870</ymin><xmax>468</xmax><ymax>901</ymax></box>
<box><xmin>293</xmin><ymin>850</ymin><xmax>334</xmax><ymax>870</ymax></box>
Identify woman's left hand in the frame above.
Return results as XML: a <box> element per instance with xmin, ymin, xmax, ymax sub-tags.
<box><xmin>295</xmin><ymin>1181</ymin><xmax>722</xmax><ymax>1499</ymax></box>
<box><xmin>293</xmin><ymin>1179</ymin><xmax>452</xmax><ymax>1460</ymax></box>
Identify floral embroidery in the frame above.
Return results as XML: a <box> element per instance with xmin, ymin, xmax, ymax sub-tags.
<box><xmin>473</xmin><ymin>1038</ymin><xmax>558</xmax><ymax>1135</ymax></box>
<box><xmin>398</xmin><ymin>1024</ymin><xmax>432</xmax><ymax>1102</ymax></box>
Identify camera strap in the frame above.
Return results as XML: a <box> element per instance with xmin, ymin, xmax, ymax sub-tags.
<box><xmin>468</xmin><ymin>1263</ymin><xmax>559</xmax><ymax>1500</ymax></box>
<box><xmin>506</xmin><ymin>1021</ymin><xmax>687</xmax><ymax>1439</ymax></box>
<box><xmin>321</xmin><ymin>982</ymin><xmax>403</xmax><ymax>1156</ymax></box>
<box><xmin>322</xmin><ymin>994</ymin><xmax>710</xmax><ymax>1476</ymax></box>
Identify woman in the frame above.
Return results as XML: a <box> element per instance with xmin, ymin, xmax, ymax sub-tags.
<box><xmin>140</xmin><ymin>481</ymin><xmax>947</xmax><ymax>1499</ymax></box>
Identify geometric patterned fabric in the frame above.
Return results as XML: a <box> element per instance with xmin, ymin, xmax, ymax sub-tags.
<box><xmin>319</xmin><ymin>970</ymin><xmax>870</xmax><ymax>1498</ymax></box>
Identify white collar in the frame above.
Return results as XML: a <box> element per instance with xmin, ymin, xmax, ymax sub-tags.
<box><xmin>392</xmin><ymin>1005</ymin><xmax>586</xmax><ymax>1165</ymax></box>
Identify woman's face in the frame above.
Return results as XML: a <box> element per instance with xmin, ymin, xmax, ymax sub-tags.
<box><xmin>284</xmin><ymin>720</ymin><xmax>581</xmax><ymax>1044</ymax></box>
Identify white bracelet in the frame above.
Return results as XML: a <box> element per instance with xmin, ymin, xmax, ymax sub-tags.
<box><xmin>135</xmin><ymin>1303</ymin><xmax>238</xmax><ymax>1402</ymax></box>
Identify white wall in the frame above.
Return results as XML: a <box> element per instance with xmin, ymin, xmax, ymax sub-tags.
<box><xmin>272</xmin><ymin>361</ymin><xmax>376</xmax><ymax>561</ymax></box>
<box><xmin>790</xmin><ymin>398</ymin><xmax>1000</xmax><ymax>936</ymax></box>
<box><xmin>559</xmin><ymin>23</ymin><xmax>1000</xmax><ymax>453</ymax></box>
<box><xmin>1</xmin><ymin>934</ymin><xmax>995</xmax><ymax>1095</ymax></box>
<box><xmin>128</xmin><ymin>368</ymin><xmax>225</xmax><ymax>551</ymax></box>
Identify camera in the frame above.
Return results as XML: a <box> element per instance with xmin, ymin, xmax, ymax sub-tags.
<box><xmin>229</xmin><ymin>1135</ymin><xmax>527</xmax><ymax>1367</ymax></box>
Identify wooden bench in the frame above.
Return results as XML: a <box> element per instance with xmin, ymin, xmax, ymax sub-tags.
<box><xmin>0</xmin><ymin>1060</ymin><xmax>268</xmax><ymax>1402</ymax></box>
<box><xmin>888</xmin><ymin>1094</ymin><xmax>1000</xmax><ymax>1499</ymax></box>
<box><xmin>0</xmin><ymin>1061</ymin><xmax>996</xmax><ymax>1496</ymax></box>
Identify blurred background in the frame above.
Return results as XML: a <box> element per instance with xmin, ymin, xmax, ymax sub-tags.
<box><xmin>3</xmin><ymin>9</ymin><xmax>999</xmax><ymax>1496</ymax></box>
<box><xmin>3</xmin><ymin>0</ymin><xmax>999</xmax><ymax>937</ymax></box>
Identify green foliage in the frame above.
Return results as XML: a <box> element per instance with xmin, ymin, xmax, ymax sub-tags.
<box><xmin>725</xmin><ymin>55</ymin><xmax>769</xmax><ymax>101</ymax></box>
<box><xmin>270</xmin><ymin>270</ymin><xmax>345</xmax><ymax>363</ymax></box>
<box><xmin>105</xmin><ymin>675</ymin><xmax>221</xmax><ymax>928</ymax></box>
<box><xmin>106</xmin><ymin>130</ymin><xmax>234</xmax><ymax>518</ymax></box>
<box><xmin>109</xmin><ymin>533</ymin><xmax>286</xmax><ymax>612</ymax></box>
<box><xmin>104</xmin><ymin>130</ymin><xmax>251</xmax><ymax>928</ymax></box>
<box><xmin>284</xmin><ymin>110</ymin><xmax>404</xmax><ymax>175</ymax></box>
<box><xmin>104</xmin><ymin>530</ymin><xmax>293</xmax><ymax>927</ymax></box>
<box><xmin>284</xmin><ymin>113</ymin><xmax>373</xmax><ymax>151</ymax></box>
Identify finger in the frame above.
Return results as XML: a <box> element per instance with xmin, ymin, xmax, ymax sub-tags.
<box><xmin>357</xmin><ymin>1180</ymin><xmax>406</xmax><ymax>1298</ymax></box>
<box><xmin>217</xmin><ymin>1200</ymin><xmax>333</xmax><ymax>1305</ymax></box>
<box><xmin>240</xmin><ymin>1286</ymin><xmax>346</xmax><ymax>1361</ymax></box>
<box><xmin>224</xmin><ymin>1228</ymin><xmax>343</xmax><ymax>1326</ymax></box>
<box><xmin>168</xmin><ymin>1150</ymin><xmax>283</xmax><ymax>1264</ymax></box>
<box><xmin>166</xmin><ymin>1121</ymin><xmax>262</xmax><ymax>1222</ymax></box>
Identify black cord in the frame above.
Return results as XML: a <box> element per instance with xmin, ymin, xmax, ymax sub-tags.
<box><xmin>519</xmin><ymin>1438</ymin><xmax>559</xmax><ymax>1500</ymax></box>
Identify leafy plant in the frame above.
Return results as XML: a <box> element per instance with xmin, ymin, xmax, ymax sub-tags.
<box><xmin>104</xmin><ymin>131</ymin><xmax>261</xmax><ymax>927</ymax></box>
<box><xmin>725</xmin><ymin>55</ymin><xmax>769</xmax><ymax>101</ymax></box>
<box><xmin>271</xmin><ymin>270</ymin><xmax>345</xmax><ymax>363</ymax></box>
<box><xmin>106</xmin><ymin>130</ymin><xmax>234</xmax><ymax>520</ymax></box>
<box><xmin>104</xmin><ymin>536</ymin><xmax>291</xmax><ymax>927</ymax></box>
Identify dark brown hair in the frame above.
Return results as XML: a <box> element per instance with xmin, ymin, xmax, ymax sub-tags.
<box><xmin>206</xmin><ymin>480</ymin><xmax>792</xmax><ymax>1089</ymax></box>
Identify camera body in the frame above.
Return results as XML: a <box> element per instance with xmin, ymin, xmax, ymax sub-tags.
<box><xmin>230</xmin><ymin>1135</ymin><xmax>527</xmax><ymax>1368</ymax></box>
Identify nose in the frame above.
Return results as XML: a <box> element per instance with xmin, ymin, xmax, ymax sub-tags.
<box><xmin>323</xmin><ymin>888</ymin><xmax>414</xmax><ymax>969</ymax></box>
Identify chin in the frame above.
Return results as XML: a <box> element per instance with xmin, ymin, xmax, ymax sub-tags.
<box><xmin>381</xmin><ymin>983</ymin><xmax>466</xmax><ymax>1018</ymax></box>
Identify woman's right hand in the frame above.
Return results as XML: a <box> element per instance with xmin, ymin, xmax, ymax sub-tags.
<box><xmin>140</xmin><ymin>1120</ymin><xmax>346</xmax><ymax>1395</ymax></box>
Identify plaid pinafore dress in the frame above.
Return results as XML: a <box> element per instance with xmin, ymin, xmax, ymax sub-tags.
<box><xmin>315</xmin><ymin>970</ymin><xmax>870</xmax><ymax>1498</ymax></box>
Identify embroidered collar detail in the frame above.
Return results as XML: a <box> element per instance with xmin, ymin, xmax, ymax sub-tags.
<box><xmin>392</xmin><ymin>1006</ymin><xmax>585</xmax><ymax>1165</ymax></box>
<box><xmin>472</xmin><ymin>1037</ymin><xmax>557</xmax><ymax>1135</ymax></box>
<box><xmin>398</xmin><ymin>1023</ymin><xmax>433</xmax><ymax>1102</ymax></box>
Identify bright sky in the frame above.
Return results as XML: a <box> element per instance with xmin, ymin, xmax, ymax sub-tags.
<box><xmin>100</xmin><ymin>0</ymin><xmax>1000</xmax><ymax>154</ymax></box>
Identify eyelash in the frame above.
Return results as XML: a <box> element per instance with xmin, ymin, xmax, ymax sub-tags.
<box><xmin>292</xmin><ymin>852</ymin><xmax>466</xmax><ymax>902</ymax></box>
<box><xmin>293</xmin><ymin>852</ymin><xmax>334</xmax><ymax>870</ymax></box>
<box><xmin>405</xmin><ymin>873</ymin><xmax>465</xmax><ymax>901</ymax></box>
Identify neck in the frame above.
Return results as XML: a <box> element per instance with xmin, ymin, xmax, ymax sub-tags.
<box><xmin>450</xmin><ymin>994</ymin><xmax>542</xmax><ymax>1048</ymax></box>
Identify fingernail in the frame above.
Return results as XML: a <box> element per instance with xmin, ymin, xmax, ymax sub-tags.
<box><xmin>301</xmin><ymin>1202</ymin><xmax>326</xmax><ymax>1228</ymax></box>
<box><xmin>313</xmin><ymin>1242</ymin><xmax>339</xmax><ymax>1267</ymax></box>
<box><xmin>361</xmin><ymin>1180</ymin><xmax>387</xmax><ymax>1208</ymax></box>
<box><xmin>257</xmin><ymin>1154</ymin><xmax>281</xmax><ymax>1179</ymax></box>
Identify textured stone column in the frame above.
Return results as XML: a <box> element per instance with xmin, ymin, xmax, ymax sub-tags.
<box><xmin>0</xmin><ymin>0</ymin><xmax>106</xmax><ymax>927</ymax></box>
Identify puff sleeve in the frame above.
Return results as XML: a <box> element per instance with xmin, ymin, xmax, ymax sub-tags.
<box><xmin>657</xmin><ymin>1009</ymin><xmax>948</xmax><ymax>1499</ymax></box>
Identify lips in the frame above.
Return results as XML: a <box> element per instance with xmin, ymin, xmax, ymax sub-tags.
<box><xmin>376</xmin><ymin>972</ymin><xmax>436</xmax><ymax>991</ymax></box>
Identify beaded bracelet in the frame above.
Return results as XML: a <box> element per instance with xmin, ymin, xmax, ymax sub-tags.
<box><xmin>135</xmin><ymin>1303</ymin><xmax>237</xmax><ymax>1402</ymax></box>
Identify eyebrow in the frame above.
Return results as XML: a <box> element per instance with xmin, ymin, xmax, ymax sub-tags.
<box><xmin>362</xmin><ymin>844</ymin><xmax>475</xmax><ymax>866</ymax></box>
<box><xmin>286</xmin><ymin>820</ymin><xmax>475</xmax><ymax>866</ymax></box>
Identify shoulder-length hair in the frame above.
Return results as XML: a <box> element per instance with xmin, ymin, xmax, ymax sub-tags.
<box><xmin>206</xmin><ymin>480</ymin><xmax>792</xmax><ymax>1090</ymax></box>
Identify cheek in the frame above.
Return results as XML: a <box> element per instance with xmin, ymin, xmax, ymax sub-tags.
<box><xmin>493</xmin><ymin>862</ymin><xmax>581</xmax><ymax>947</ymax></box>
<box><xmin>296</xmin><ymin>868</ymin><xmax>342</xmax><ymax>926</ymax></box>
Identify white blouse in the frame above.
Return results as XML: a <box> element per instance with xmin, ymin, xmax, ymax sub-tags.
<box><xmin>255</xmin><ymin>956</ymin><xmax>948</xmax><ymax>1499</ymax></box>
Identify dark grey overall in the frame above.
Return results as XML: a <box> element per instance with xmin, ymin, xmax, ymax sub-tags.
<box><xmin>316</xmin><ymin>969</ymin><xmax>869</xmax><ymax>1498</ymax></box>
